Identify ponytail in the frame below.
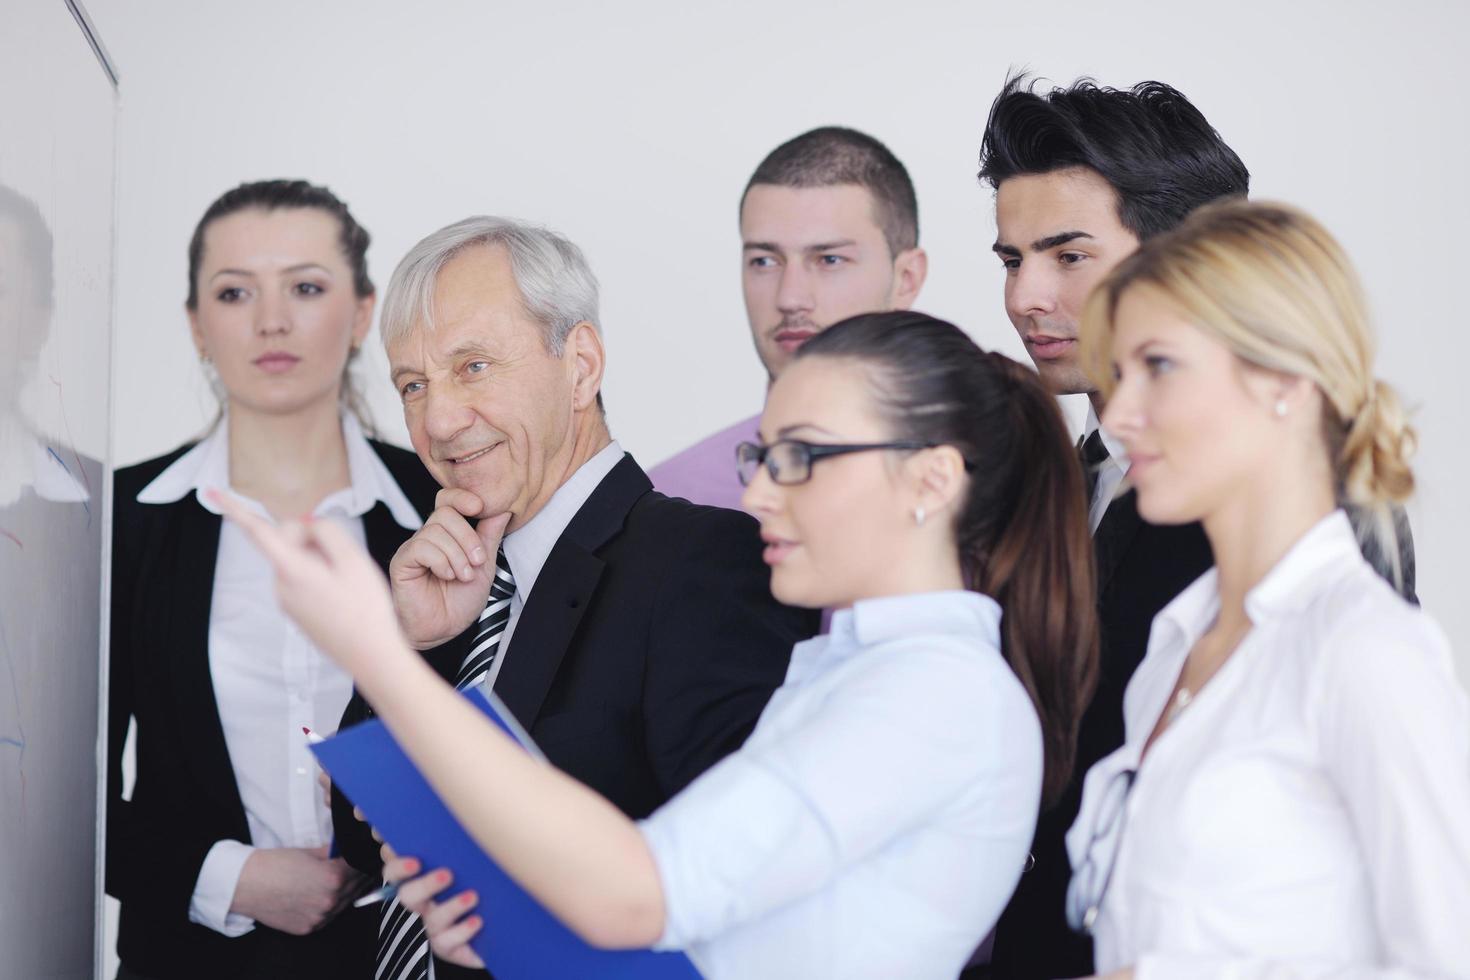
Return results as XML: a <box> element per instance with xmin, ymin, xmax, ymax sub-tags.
<box><xmin>1334</xmin><ymin>377</ymin><xmax>1416</xmax><ymax>594</ymax></box>
<box><xmin>973</xmin><ymin>354</ymin><xmax>1099</xmax><ymax>806</ymax></box>
<box><xmin>797</xmin><ymin>314</ymin><xmax>1100</xmax><ymax>807</ymax></box>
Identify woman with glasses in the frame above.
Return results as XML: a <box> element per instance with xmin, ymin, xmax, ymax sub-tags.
<box><xmin>211</xmin><ymin>310</ymin><xmax>1100</xmax><ymax>979</ymax></box>
<box><xmin>1067</xmin><ymin>200</ymin><xmax>1470</xmax><ymax>978</ymax></box>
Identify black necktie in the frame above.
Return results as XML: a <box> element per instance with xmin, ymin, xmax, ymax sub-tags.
<box><xmin>378</xmin><ymin>548</ymin><xmax>515</xmax><ymax>980</ymax></box>
<box><xmin>1079</xmin><ymin>429</ymin><xmax>1110</xmax><ymax>509</ymax></box>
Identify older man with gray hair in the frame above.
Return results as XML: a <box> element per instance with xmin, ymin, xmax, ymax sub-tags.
<box><xmin>331</xmin><ymin>216</ymin><xmax>814</xmax><ymax>980</ymax></box>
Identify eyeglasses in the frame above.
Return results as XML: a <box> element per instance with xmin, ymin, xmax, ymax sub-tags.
<box><xmin>1065</xmin><ymin>766</ymin><xmax>1137</xmax><ymax>935</ymax></box>
<box><xmin>734</xmin><ymin>439</ymin><xmax>939</xmax><ymax>487</ymax></box>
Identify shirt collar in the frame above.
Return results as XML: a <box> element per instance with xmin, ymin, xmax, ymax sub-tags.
<box><xmin>1084</xmin><ymin>404</ymin><xmax>1129</xmax><ymax>470</ymax></box>
<box><xmin>1152</xmin><ymin>509</ymin><xmax>1362</xmax><ymax>647</ymax></box>
<box><xmin>501</xmin><ymin>440</ymin><xmax>624</xmax><ymax>596</ymax></box>
<box><xmin>787</xmin><ymin>590</ymin><xmax>1001</xmax><ymax>685</ymax></box>
<box><xmin>831</xmin><ymin>589</ymin><xmax>1002</xmax><ymax>651</ymax></box>
<box><xmin>1243</xmin><ymin>509</ymin><xmax>1362</xmax><ymax>621</ymax></box>
<box><xmin>136</xmin><ymin>413</ymin><xmax>424</xmax><ymax>530</ymax></box>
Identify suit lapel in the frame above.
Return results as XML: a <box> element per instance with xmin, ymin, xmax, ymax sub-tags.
<box><xmin>1094</xmin><ymin>487</ymin><xmax>1144</xmax><ymax>596</ymax></box>
<box><xmin>161</xmin><ymin>499</ymin><xmax>246</xmax><ymax>823</ymax></box>
<box><xmin>492</xmin><ymin>455</ymin><xmax>650</xmax><ymax>727</ymax></box>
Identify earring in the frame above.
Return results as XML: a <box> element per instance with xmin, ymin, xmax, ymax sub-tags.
<box><xmin>1274</xmin><ymin>399</ymin><xmax>1288</xmax><ymax>418</ymax></box>
<box><xmin>914</xmin><ymin>505</ymin><xmax>926</xmax><ymax>527</ymax></box>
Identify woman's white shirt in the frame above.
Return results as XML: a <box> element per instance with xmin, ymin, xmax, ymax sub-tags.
<box><xmin>136</xmin><ymin>414</ymin><xmax>422</xmax><ymax>935</ymax></box>
<box><xmin>639</xmin><ymin>590</ymin><xmax>1042</xmax><ymax>980</ymax></box>
<box><xmin>1068</xmin><ymin>510</ymin><xmax>1470</xmax><ymax>978</ymax></box>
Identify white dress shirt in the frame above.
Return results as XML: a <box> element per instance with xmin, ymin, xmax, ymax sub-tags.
<box><xmin>137</xmin><ymin>413</ymin><xmax>423</xmax><ymax>936</ymax></box>
<box><xmin>479</xmin><ymin>440</ymin><xmax>624</xmax><ymax>692</ymax></box>
<box><xmin>1084</xmin><ymin>406</ymin><xmax>1129</xmax><ymax>534</ymax></box>
<box><xmin>1068</xmin><ymin>510</ymin><xmax>1470</xmax><ymax>978</ymax></box>
<box><xmin>639</xmin><ymin>590</ymin><xmax>1042</xmax><ymax>980</ymax></box>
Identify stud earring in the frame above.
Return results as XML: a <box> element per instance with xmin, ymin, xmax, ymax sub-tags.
<box><xmin>1274</xmin><ymin>399</ymin><xmax>1288</xmax><ymax>418</ymax></box>
<box><xmin>914</xmin><ymin>505</ymin><xmax>926</xmax><ymax>527</ymax></box>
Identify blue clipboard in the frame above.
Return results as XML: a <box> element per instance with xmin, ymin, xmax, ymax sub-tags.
<box><xmin>312</xmin><ymin>688</ymin><xmax>703</xmax><ymax>979</ymax></box>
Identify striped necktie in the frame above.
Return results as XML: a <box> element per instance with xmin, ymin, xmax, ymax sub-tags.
<box><xmin>378</xmin><ymin>548</ymin><xmax>515</xmax><ymax>980</ymax></box>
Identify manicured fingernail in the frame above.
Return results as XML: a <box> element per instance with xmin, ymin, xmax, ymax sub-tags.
<box><xmin>460</xmin><ymin>891</ymin><xmax>477</xmax><ymax>906</ymax></box>
<box><xmin>436</xmin><ymin>870</ymin><xmax>451</xmax><ymax>884</ymax></box>
<box><xmin>471</xmin><ymin>547</ymin><xmax>486</xmax><ymax>564</ymax></box>
<box><xmin>466</xmin><ymin>915</ymin><xmax>482</xmax><ymax>928</ymax></box>
<box><xmin>403</xmin><ymin>858</ymin><xmax>420</xmax><ymax>874</ymax></box>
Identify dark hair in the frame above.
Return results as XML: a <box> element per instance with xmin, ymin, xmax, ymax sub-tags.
<box><xmin>0</xmin><ymin>183</ymin><xmax>54</xmax><ymax>309</ymax></box>
<box><xmin>797</xmin><ymin>311</ymin><xmax>1099</xmax><ymax>805</ymax></box>
<box><xmin>185</xmin><ymin>179</ymin><xmax>373</xmax><ymax>309</ymax></box>
<box><xmin>977</xmin><ymin>73</ymin><xmax>1250</xmax><ymax>240</ymax></box>
<box><xmin>742</xmin><ymin>126</ymin><xmax>919</xmax><ymax>256</ymax></box>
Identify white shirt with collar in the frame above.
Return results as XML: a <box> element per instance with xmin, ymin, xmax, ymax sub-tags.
<box><xmin>1068</xmin><ymin>510</ymin><xmax>1470</xmax><ymax>978</ymax></box>
<box><xmin>639</xmin><ymin>589</ymin><xmax>1042</xmax><ymax>980</ymax></box>
<box><xmin>477</xmin><ymin>440</ymin><xmax>624</xmax><ymax>693</ymax></box>
<box><xmin>136</xmin><ymin>413</ymin><xmax>422</xmax><ymax>937</ymax></box>
<box><xmin>1083</xmin><ymin>406</ymin><xmax>1130</xmax><ymax>534</ymax></box>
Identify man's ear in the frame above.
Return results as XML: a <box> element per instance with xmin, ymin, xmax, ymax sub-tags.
<box><xmin>890</xmin><ymin>247</ymin><xmax>928</xmax><ymax>311</ymax></box>
<box><xmin>565</xmin><ymin>321</ymin><xmax>606</xmax><ymax>411</ymax></box>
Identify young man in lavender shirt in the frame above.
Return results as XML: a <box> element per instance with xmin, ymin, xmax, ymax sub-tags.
<box><xmin>649</xmin><ymin>127</ymin><xmax>928</xmax><ymax>508</ymax></box>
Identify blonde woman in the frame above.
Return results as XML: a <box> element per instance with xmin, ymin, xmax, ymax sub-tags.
<box><xmin>1067</xmin><ymin>199</ymin><xmax>1470</xmax><ymax>978</ymax></box>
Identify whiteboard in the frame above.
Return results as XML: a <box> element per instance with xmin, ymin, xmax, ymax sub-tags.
<box><xmin>0</xmin><ymin>2</ymin><xmax>116</xmax><ymax>977</ymax></box>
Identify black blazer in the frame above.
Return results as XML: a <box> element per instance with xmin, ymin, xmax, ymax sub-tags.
<box><xmin>988</xmin><ymin>493</ymin><xmax>1417</xmax><ymax>979</ymax></box>
<box><xmin>332</xmin><ymin>453</ymin><xmax>817</xmax><ymax>979</ymax></box>
<box><xmin>106</xmin><ymin>438</ymin><xmax>438</xmax><ymax>980</ymax></box>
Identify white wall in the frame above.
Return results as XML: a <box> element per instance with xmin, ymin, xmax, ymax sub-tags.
<box><xmin>89</xmin><ymin>0</ymin><xmax>1470</xmax><ymax>648</ymax></box>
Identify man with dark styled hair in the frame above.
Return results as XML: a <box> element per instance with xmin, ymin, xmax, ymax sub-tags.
<box><xmin>972</xmin><ymin>75</ymin><xmax>1413</xmax><ymax>979</ymax></box>
<box><xmin>650</xmin><ymin>126</ymin><xmax>927</xmax><ymax>509</ymax></box>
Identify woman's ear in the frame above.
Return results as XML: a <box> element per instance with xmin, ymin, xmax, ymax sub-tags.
<box><xmin>350</xmin><ymin>291</ymin><xmax>377</xmax><ymax>350</ymax></box>
<box><xmin>187</xmin><ymin>305</ymin><xmax>207</xmax><ymax>360</ymax></box>
<box><xmin>909</xmin><ymin>444</ymin><xmax>967</xmax><ymax>515</ymax></box>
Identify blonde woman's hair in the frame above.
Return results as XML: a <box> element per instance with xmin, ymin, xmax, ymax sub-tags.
<box><xmin>1080</xmin><ymin>199</ymin><xmax>1415</xmax><ymax>584</ymax></box>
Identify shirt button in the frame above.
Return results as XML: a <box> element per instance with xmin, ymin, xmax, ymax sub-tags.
<box><xmin>295</xmin><ymin>767</ymin><xmax>308</xmax><ymax>776</ymax></box>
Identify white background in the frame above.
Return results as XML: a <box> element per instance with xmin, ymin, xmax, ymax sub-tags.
<box><xmin>82</xmin><ymin>0</ymin><xmax>1470</xmax><ymax>973</ymax></box>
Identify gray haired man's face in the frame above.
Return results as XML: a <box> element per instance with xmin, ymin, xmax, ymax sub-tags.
<box><xmin>388</xmin><ymin>243</ymin><xmax>583</xmax><ymax>524</ymax></box>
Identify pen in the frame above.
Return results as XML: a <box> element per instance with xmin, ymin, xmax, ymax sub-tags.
<box><xmin>353</xmin><ymin>881</ymin><xmax>400</xmax><ymax>907</ymax></box>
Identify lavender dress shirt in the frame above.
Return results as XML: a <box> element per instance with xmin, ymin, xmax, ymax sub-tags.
<box><xmin>648</xmin><ymin>414</ymin><xmax>759</xmax><ymax>512</ymax></box>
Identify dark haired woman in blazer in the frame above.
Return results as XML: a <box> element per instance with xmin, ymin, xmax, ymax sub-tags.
<box><xmin>106</xmin><ymin>180</ymin><xmax>436</xmax><ymax>980</ymax></box>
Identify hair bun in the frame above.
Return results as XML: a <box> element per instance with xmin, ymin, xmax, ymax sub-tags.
<box><xmin>1340</xmin><ymin>378</ymin><xmax>1416</xmax><ymax>507</ymax></box>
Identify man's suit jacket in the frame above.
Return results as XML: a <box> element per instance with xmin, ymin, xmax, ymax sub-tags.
<box><xmin>332</xmin><ymin>454</ymin><xmax>817</xmax><ymax>979</ymax></box>
<box><xmin>988</xmin><ymin>492</ymin><xmax>1417</xmax><ymax>979</ymax></box>
<box><xmin>106</xmin><ymin>440</ymin><xmax>439</xmax><ymax>980</ymax></box>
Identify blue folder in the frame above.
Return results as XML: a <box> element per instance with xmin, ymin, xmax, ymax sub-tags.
<box><xmin>311</xmin><ymin>688</ymin><xmax>703</xmax><ymax>980</ymax></box>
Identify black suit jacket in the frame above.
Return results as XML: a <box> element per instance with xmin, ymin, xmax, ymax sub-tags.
<box><xmin>333</xmin><ymin>453</ymin><xmax>816</xmax><ymax>979</ymax></box>
<box><xmin>106</xmin><ymin>438</ymin><xmax>439</xmax><ymax>980</ymax></box>
<box><xmin>988</xmin><ymin>492</ymin><xmax>1417</xmax><ymax>979</ymax></box>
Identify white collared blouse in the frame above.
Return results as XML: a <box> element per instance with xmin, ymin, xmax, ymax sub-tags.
<box><xmin>1069</xmin><ymin>510</ymin><xmax>1470</xmax><ymax>978</ymax></box>
<box><xmin>639</xmin><ymin>590</ymin><xmax>1042</xmax><ymax>980</ymax></box>
<box><xmin>136</xmin><ymin>414</ymin><xmax>423</xmax><ymax>936</ymax></box>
